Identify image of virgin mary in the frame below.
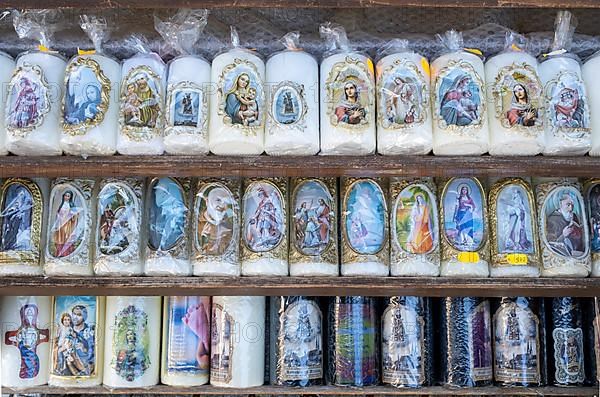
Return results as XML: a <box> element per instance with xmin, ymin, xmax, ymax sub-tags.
<box><xmin>507</xmin><ymin>83</ymin><xmax>538</xmax><ymax>127</ymax></box>
<box><xmin>335</xmin><ymin>81</ymin><xmax>366</xmax><ymax>125</ymax></box>
<box><xmin>452</xmin><ymin>184</ymin><xmax>476</xmax><ymax>248</ymax></box>
<box><xmin>440</xmin><ymin>74</ymin><xmax>479</xmax><ymax>127</ymax></box>
<box><xmin>225</xmin><ymin>73</ymin><xmax>258</xmax><ymax>126</ymax></box>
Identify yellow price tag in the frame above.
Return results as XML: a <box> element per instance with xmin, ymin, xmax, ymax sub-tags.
<box><xmin>506</xmin><ymin>253</ymin><xmax>528</xmax><ymax>265</ymax></box>
<box><xmin>457</xmin><ymin>251</ymin><xmax>480</xmax><ymax>263</ymax></box>
<box><xmin>367</xmin><ymin>58</ymin><xmax>374</xmax><ymax>75</ymax></box>
<box><xmin>421</xmin><ymin>58</ymin><xmax>430</xmax><ymax>78</ymax></box>
<box><xmin>78</xmin><ymin>48</ymin><xmax>96</xmax><ymax>55</ymax></box>
<box><xmin>38</xmin><ymin>44</ymin><xmax>51</xmax><ymax>53</ymax></box>
<box><xmin>511</xmin><ymin>44</ymin><xmax>523</xmax><ymax>52</ymax></box>
<box><xmin>464</xmin><ymin>48</ymin><xmax>483</xmax><ymax>56</ymax></box>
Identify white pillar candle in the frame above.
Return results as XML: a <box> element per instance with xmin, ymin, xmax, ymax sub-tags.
<box><xmin>0</xmin><ymin>178</ymin><xmax>49</xmax><ymax>276</ymax></box>
<box><xmin>581</xmin><ymin>55</ymin><xmax>600</xmax><ymax>155</ymax></box>
<box><xmin>60</xmin><ymin>54</ymin><xmax>120</xmax><ymax>156</ymax></box>
<box><xmin>488</xmin><ymin>177</ymin><xmax>541</xmax><ymax>277</ymax></box>
<box><xmin>241</xmin><ymin>178</ymin><xmax>288</xmax><ymax>276</ymax></box>
<box><xmin>192</xmin><ymin>178</ymin><xmax>241</xmax><ymax>276</ymax></box>
<box><xmin>48</xmin><ymin>296</ymin><xmax>105</xmax><ymax>387</ymax></box>
<box><xmin>0</xmin><ymin>52</ymin><xmax>16</xmax><ymax>155</ymax></box>
<box><xmin>485</xmin><ymin>51</ymin><xmax>544</xmax><ymax>155</ymax></box>
<box><xmin>1</xmin><ymin>296</ymin><xmax>51</xmax><ymax>388</ymax></box>
<box><xmin>117</xmin><ymin>53</ymin><xmax>166</xmax><ymax>155</ymax></box>
<box><xmin>161</xmin><ymin>296</ymin><xmax>211</xmax><ymax>386</ymax></box>
<box><xmin>431</xmin><ymin>51</ymin><xmax>489</xmax><ymax>155</ymax></box>
<box><xmin>320</xmin><ymin>52</ymin><xmax>376</xmax><ymax>155</ymax></box>
<box><xmin>341</xmin><ymin>177</ymin><xmax>389</xmax><ymax>276</ymax></box>
<box><xmin>144</xmin><ymin>177</ymin><xmax>191</xmax><ymax>276</ymax></box>
<box><xmin>584</xmin><ymin>180</ymin><xmax>600</xmax><ymax>276</ymax></box>
<box><xmin>389</xmin><ymin>177</ymin><xmax>440</xmax><ymax>276</ymax></box>
<box><xmin>6</xmin><ymin>51</ymin><xmax>66</xmax><ymax>156</ymax></box>
<box><xmin>93</xmin><ymin>178</ymin><xmax>144</xmax><ymax>276</ymax></box>
<box><xmin>539</xmin><ymin>56</ymin><xmax>591</xmax><ymax>155</ymax></box>
<box><xmin>164</xmin><ymin>56</ymin><xmax>211</xmax><ymax>155</ymax></box>
<box><xmin>376</xmin><ymin>51</ymin><xmax>432</xmax><ymax>155</ymax></box>
<box><xmin>535</xmin><ymin>178</ymin><xmax>590</xmax><ymax>277</ymax></box>
<box><xmin>265</xmin><ymin>50</ymin><xmax>319</xmax><ymax>156</ymax></box>
<box><xmin>103</xmin><ymin>296</ymin><xmax>161</xmax><ymax>388</ymax></box>
<box><xmin>210</xmin><ymin>296</ymin><xmax>265</xmax><ymax>388</ymax></box>
<box><xmin>289</xmin><ymin>178</ymin><xmax>338</xmax><ymax>276</ymax></box>
<box><xmin>209</xmin><ymin>48</ymin><xmax>265</xmax><ymax>155</ymax></box>
<box><xmin>439</xmin><ymin>177</ymin><xmax>490</xmax><ymax>276</ymax></box>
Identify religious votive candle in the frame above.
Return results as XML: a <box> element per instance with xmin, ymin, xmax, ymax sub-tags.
<box><xmin>0</xmin><ymin>52</ymin><xmax>16</xmax><ymax>155</ymax></box>
<box><xmin>584</xmin><ymin>179</ymin><xmax>600</xmax><ymax>276</ymax></box>
<box><xmin>548</xmin><ymin>297</ymin><xmax>585</xmax><ymax>386</ymax></box>
<box><xmin>117</xmin><ymin>53</ymin><xmax>166</xmax><ymax>155</ymax></box>
<box><xmin>5</xmin><ymin>51</ymin><xmax>67</xmax><ymax>156</ymax></box>
<box><xmin>103</xmin><ymin>296</ymin><xmax>161</xmax><ymax>388</ymax></box>
<box><xmin>582</xmin><ymin>54</ymin><xmax>600</xmax><ymax>156</ymax></box>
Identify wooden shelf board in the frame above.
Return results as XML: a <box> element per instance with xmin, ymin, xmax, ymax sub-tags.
<box><xmin>2</xmin><ymin>276</ymin><xmax>600</xmax><ymax>297</ymax></box>
<box><xmin>1</xmin><ymin>155</ymin><xmax>599</xmax><ymax>178</ymax></box>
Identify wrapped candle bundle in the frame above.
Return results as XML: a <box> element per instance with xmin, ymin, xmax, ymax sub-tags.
<box><xmin>319</xmin><ymin>23</ymin><xmax>376</xmax><ymax>155</ymax></box>
<box><xmin>431</xmin><ymin>30</ymin><xmax>488</xmax><ymax>155</ymax></box>
<box><xmin>390</xmin><ymin>178</ymin><xmax>440</xmax><ymax>276</ymax></box>
<box><xmin>6</xmin><ymin>11</ymin><xmax>66</xmax><ymax>156</ymax></box>
<box><xmin>265</xmin><ymin>32</ymin><xmax>319</xmax><ymax>156</ymax></box>
<box><xmin>539</xmin><ymin>11</ymin><xmax>591</xmax><ymax>156</ymax></box>
<box><xmin>209</xmin><ymin>27</ymin><xmax>265</xmax><ymax>155</ymax></box>
<box><xmin>440</xmin><ymin>297</ymin><xmax>493</xmax><ymax>387</ymax></box>
<box><xmin>488</xmin><ymin>177</ymin><xmax>541</xmax><ymax>277</ymax></box>
<box><xmin>271</xmin><ymin>296</ymin><xmax>323</xmax><ymax>386</ymax></box>
<box><xmin>584</xmin><ymin>179</ymin><xmax>600</xmax><ymax>276</ymax></box>
<box><xmin>381</xmin><ymin>296</ymin><xmax>433</xmax><ymax>388</ymax></box>
<box><xmin>1</xmin><ymin>296</ymin><xmax>51</xmax><ymax>388</ymax></box>
<box><xmin>60</xmin><ymin>15</ymin><xmax>120</xmax><ymax>156</ymax></box>
<box><xmin>439</xmin><ymin>177</ymin><xmax>490</xmax><ymax>277</ymax></box>
<box><xmin>49</xmin><ymin>296</ymin><xmax>105</xmax><ymax>387</ymax></box>
<box><xmin>44</xmin><ymin>178</ymin><xmax>95</xmax><ymax>276</ymax></box>
<box><xmin>376</xmin><ymin>39</ymin><xmax>432</xmax><ymax>155</ymax></box>
<box><xmin>493</xmin><ymin>297</ymin><xmax>546</xmax><ymax>387</ymax></box>
<box><xmin>0</xmin><ymin>178</ymin><xmax>48</xmax><ymax>276</ymax></box>
<box><xmin>241</xmin><ymin>178</ymin><xmax>288</xmax><ymax>276</ymax></box>
<box><xmin>535</xmin><ymin>178</ymin><xmax>590</xmax><ymax>277</ymax></box>
<box><xmin>161</xmin><ymin>296</ymin><xmax>211</xmax><ymax>386</ymax></box>
<box><xmin>485</xmin><ymin>32</ymin><xmax>544</xmax><ymax>156</ymax></box>
<box><xmin>341</xmin><ymin>177</ymin><xmax>389</xmax><ymax>276</ymax></box>
<box><xmin>192</xmin><ymin>178</ymin><xmax>241</xmax><ymax>276</ymax></box>
<box><xmin>328</xmin><ymin>296</ymin><xmax>379</xmax><ymax>386</ymax></box>
<box><xmin>144</xmin><ymin>177</ymin><xmax>191</xmax><ymax>276</ymax></box>
<box><xmin>290</xmin><ymin>178</ymin><xmax>338</xmax><ymax>276</ymax></box>
<box><xmin>94</xmin><ymin>178</ymin><xmax>144</xmax><ymax>276</ymax></box>
<box><xmin>103</xmin><ymin>296</ymin><xmax>161</xmax><ymax>388</ymax></box>
<box><xmin>210</xmin><ymin>296</ymin><xmax>266</xmax><ymax>388</ymax></box>
<box><xmin>117</xmin><ymin>36</ymin><xmax>166</xmax><ymax>155</ymax></box>
<box><xmin>583</xmin><ymin>53</ymin><xmax>600</xmax><ymax>156</ymax></box>
<box><xmin>155</xmin><ymin>10</ymin><xmax>211</xmax><ymax>155</ymax></box>
<box><xmin>548</xmin><ymin>297</ymin><xmax>585</xmax><ymax>386</ymax></box>
<box><xmin>0</xmin><ymin>52</ymin><xmax>15</xmax><ymax>155</ymax></box>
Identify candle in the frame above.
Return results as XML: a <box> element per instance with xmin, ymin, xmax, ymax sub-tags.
<box><xmin>584</xmin><ymin>179</ymin><xmax>600</xmax><ymax>276</ymax></box>
<box><xmin>1</xmin><ymin>296</ymin><xmax>51</xmax><ymax>388</ymax></box>
<box><xmin>583</xmin><ymin>54</ymin><xmax>600</xmax><ymax>156</ymax></box>
<box><xmin>161</xmin><ymin>296</ymin><xmax>211</xmax><ymax>386</ymax></box>
<box><xmin>583</xmin><ymin>298</ymin><xmax>599</xmax><ymax>384</ymax></box>
<box><xmin>548</xmin><ymin>297</ymin><xmax>585</xmax><ymax>386</ymax></box>
<box><xmin>441</xmin><ymin>297</ymin><xmax>493</xmax><ymax>387</ymax></box>
<box><xmin>0</xmin><ymin>178</ymin><xmax>48</xmax><ymax>276</ymax></box>
<box><xmin>431</xmin><ymin>31</ymin><xmax>488</xmax><ymax>155</ymax></box>
<box><xmin>439</xmin><ymin>177</ymin><xmax>490</xmax><ymax>277</ymax></box>
<box><xmin>117</xmin><ymin>53</ymin><xmax>166</xmax><ymax>155</ymax></box>
<box><xmin>192</xmin><ymin>178</ymin><xmax>241</xmax><ymax>276</ymax></box>
<box><xmin>493</xmin><ymin>297</ymin><xmax>544</xmax><ymax>387</ymax></box>
<box><xmin>488</xmin><ymin>177</ymin><xmax>541</xmax><ymax>277</ymax></box>
<box><xmin>271</xmin><ymin>296</ymin><xmax>323</xmax><ymax>386</ymax></box>
<box><xmin>376</xmin><ymin>44</ymin><xmax>432</xmax><ymax>155</ymax></box>
<box><xmin>93</xmin><ymin>178</ymin><xmax>144</xmax><ymax>276</ymax></box>
<box><xmin>341</xmin><ymin>177</ymin><xmax>389</xmax><ymax>276</ymax></box>
<box><xmin>381</xmin><ymin>296</ymin><xmax>433</xmax><ymax>388</ymax></box>
<box><xmin>265</xmin><ymin>33</ymin><xmax>319</xmax><ymax>156</ymax></box>
<box><xmin>328</xmin><ymin>296</ymin><xmax>379</xmax><ymax>386</ymax></box>
<box><xmin>389</xmin><ymin>177</ymin><xmax>440</xmax><ymax>276</ymax></box>
<box><xmin>6</xmin><ymin>51</ymin><xmax>66</xmax><ymax>156</ymax></box>
<box><xmin>49</xmin><ymin>296</ymin><xmax>105</xmax><ymax>387</ymax></box>
<box><xmin>144</xmin><ymin>177</ymin><xmax>191</xmax><ymax>276</ymax></box>
<box><xmin>241</xmin><ymin>178</ymin><xmax>288</xmax><ymax>276</ymax></box>
<box><xmin>0</xmin><ymin>52</ymin><xmax>15</xmax><ymax>155</ymax></box>
<box><xmin>535</xmin><ymin>178</ymin><xmax>590</xmax><ymax>277</ymax></box>
<box><xmin>103</xmin><ymin>296</ymin><xmax>161</xmax><ymax>388</ymax></box>
<box><xmin>289</xmin><ymin>178</ymin><xmax>338</xmax><ymax>276</ymax></box>
<box><xmin>210</xmin><ymin>296</ymin><xmax>266</xmax><ymax>388</ymax></box>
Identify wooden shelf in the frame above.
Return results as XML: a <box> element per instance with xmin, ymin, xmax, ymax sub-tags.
<box><xmin>1</xmin><ymin>155</ymin><xmax>600</xmax><ymax>178</ymax></box>
<box><xmin>2</xmin><ymin>276</ymin><xmax>600</xmax><ymax>297</ymax></box>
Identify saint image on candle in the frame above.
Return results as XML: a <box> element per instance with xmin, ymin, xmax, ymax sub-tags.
<box><xmin>273</xmin><ymin>86</ymin><xmax>302</xmax><ymax>125</ymax></box>
<box><xmin>48</xmin><ymin>187</ymin><xmax>85</xmax><ymax>258</ymax></box>
<box><xmin>382</xmin><ymin>73</ymin><xmax>423</xmax><ymax>127</ymax></box>
<box><xmin>64</xmin><ymin>65</ymin><xmax>103</xmax><ymax>126</ymax></box>
<box><xmin>587</xmin><ymin>185</ymin><xmax>600</xmax><ymax>253</ymax></box>
<box><xmin>0</xmin><ymin>183</ymin><xmax>34</xmax><ymax>252</ymax></box>
<box><xmin>6</xmin><ymin>68</ymin><xmax>49</xmax><ymax>130</ymax></box>
<box><xmin>243</xmin><ymin>182</ymin><xmax>284</xmax><ymax>252</ymax></box>
<box><xmin>507</xmin><ymin>84</ymin><xmax>538</xmax><ymax>127</ymax></box>
<box><xmin>293</xmin><ymin>181</ymin><xmax>332</xmax><ymax>256</ymax></box>
<box><xmin>98</xmin><ymin>184</ymin><xmax>137</xmax><ymax>255</ymax></box>
<box><xmin>496</xmin><ymin>186</ymin><xmax>534</xmax><ymax>254</ymax></box>
<box><xmin>4</xmin><ymin>304</ymin><xmax>49</xmax><ymax>379</ymax></box>
<box><xmin>196</xmin><ymin>184</ymin><xmax>235</xmax><ymax>256</ymax></box>
<box><xmin>543</xmin><ymin>188</ymin><xmax>586</xmax><ymax>258</ymax></box>
<box><xmin>172</xmin><ymin>89</ymin><xmax>201</xmax><ymax>127</ymax></box>
<box><xmin>122</xmin><ymin>70</ymin><xmax>161</xmax><ymax>128</ymax></box>
<box><xmin>112</xmin><ymin>305</ymin><xmax>150</xmax><ymax>382</ymax></box>
<box><xmin>394</xmin><ymin>185</ymin><xmax>437</xmax><ymax>255</ymax></box>
<box><xmin>546</xmin><ymin>73</ymin><xmax>589</xmax><ymax>132</ymax></box>
<box><xmin>443</xmin><ymin>179</ymin><xmax>484</xmax><ymax>252</ymax></box>
<box><xmin>280</xmin><ymin>301</ymin><xmax>322</xmax><ymax>377</ymax></box>
<box><xmin>345</xmin><ymin>181</ymin><xmax>386</xmax><ymax>255</ymax></box>
<box><xmin>469</xmin><ymin>301</ymin><xmax>493</xmax><ymax>372</ymax></box>
<box><xmin>222</xmin><ymin>66</ymin><xmax>263</xmax><ymax>127</ymax></box>
<box><xmin>210</xmin><ymin>305</ymin><xmax>234</xmax><ymax>382</ymax></box>
<box><xmin>334</xmin><ymin>81</ymin><xmax>366</xmax><ymax>125</ymax></box>
<box><xmin>438</xmin><ymin>70</ymin><xmax>482</xmax><ymax>127</ymax></box>
<box><xmin>148</xmin><ymin>178</ymin><xmax>186</xmax><ymax>252</ymax></box>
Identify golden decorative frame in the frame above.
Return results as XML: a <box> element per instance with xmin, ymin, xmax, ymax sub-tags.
<box><xmin>266</xmin><ymin>80</ymin><xmax>308</xmax><ymax>134</ymax></box>
<box><xmin>165</xmin><ymin>80</ymin><xmax>209</xmax><ymax>137</ymax></box>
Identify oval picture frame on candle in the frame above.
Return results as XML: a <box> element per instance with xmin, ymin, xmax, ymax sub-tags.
<box><xmin>165</xmin><ymin>81</ymin><xmax>208</xmax><ymax>137</ymax></box>
<box><xmin>268</xmin><ymin>81</ymin><xmax>308</xmax><ymax>133</ymax></box>
<box><xmin>584</xmin><ymin>179</ymin><xmax>600</xmax><ymax>276</ymax></box>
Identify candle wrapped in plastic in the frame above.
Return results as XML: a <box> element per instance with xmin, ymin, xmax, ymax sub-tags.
<box><xmin>0</xmin><ymin>51</ymin><xmax>15</xmax><ymax>155</ymax></box>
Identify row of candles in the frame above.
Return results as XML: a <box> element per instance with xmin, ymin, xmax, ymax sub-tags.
<box><xmin>3</xmin><ymin>11</ymin><xmax>600</xmax><ymax>157</ymax></box>
<box><xmin>2</xmin><ymin>295</ymin><xmax>598</xmax><ymax>390</ymax></box>
<box><xmin>0</xmin><ymin>176</ymin><xmax>599</xmax><ymax>278</ymax></box>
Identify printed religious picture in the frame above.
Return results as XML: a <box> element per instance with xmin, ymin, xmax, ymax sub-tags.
<box><xmin>210</xmin><ymin>304</ymin><xmax>234</xmax><ymax>382</ymax></box>
<box><xmin>52</xmin><ymin>296</ymin><xmax>97</xmax><ymax>377</ymax></box>
<box><xmin>587</xmin><ymin>183</ymin><xmax>600</xmax><ymax>253</ymax></box>
<box><xmin>328</xmin><ymin>60</ymin><xmax>371</xmax><ymax>127</ymax></box>
<box><xmin>111</xmin><ymin>305</ymin><xmax>150</xmax><ymax>382</ymax></box>
<box><xmin>195</xmin><ymin>183</ymin><xmax>236</xmax><ymax>257</ymax></box>
<box><xmin>6</xmin><ymin>65</ymin><xmax>50</xmax><ymax>132</ymax></box>
<box><xmin>495</xmin><ymin>184</ymin><xmax>535</xmax><ymax>255</ymax></box>
<box><xmin>468</xmin><ymin>301</ymin><xmax>493</xmax><ymax>380</ymax></box>
<box><xmin>292</xmin><ymin>180</ymin><xmax>333</xmax><ymax>256</ymax></box>
<box><xmin>442</xmin><ymin>178</ymin><xmax>485</xmax><ymax>252</ymax></box>
<box><xmin>394</xmin><ymin>184</ymin><xmax>438</xmax><ymax>255</ymax></box>
<box><xmin>120</xmin><ymin>66</ymin><xmax>162</xmax><ymax>129</ymax></box>
<box><xmin>169</xmin><ymin>84</ymin><xmax>203</xmax><ymax>128</ymax></box>
<box><xmin>48</xmin><ymin>184</ymin><xmax>86</xmax><ymax>259</ymax></box>
<box><xmin>380</xmin><ymin>62</ymin><xmax>427</xmax><ymax>128</ymax></box>
<box><xmin>545</xmin><ymin>71</ymin><xmax>589</xmax><ymax>133</ymax></box>
<box><xmin>344</xmin><ymin>180</ymin><xmax>386</xmax><ymax>255</ymax></box>
<box><xmin>147</xmin><ymin>178</ymin><xmax>186</xmax><ymax>252</ymax></box>
<box><xmin>436</xmin><ymin>64</ymin><xmax>483</xmax><ymax>128</ymax></box>
<box><xmin>0</xmin><ymin>182</ymin><xmax>34</xmax><ymax>253</ymax></box>
<box><xmin>494</xmin><ymin>64</ymin><xmax>542</xmax><ymax>130</ymax></box>
<box><xmin>271</xmin><ymin>82</ymin><xmax>305</xmax><ymax>126</ymax></box>
<box><xmin>243</xmin><ymin>181</ymin><xmax>285</xmax><ymax>253</ymax></box>
<box><xmin>553</xmin><ymin>327</ymin><xmax>585</xmax><ymax>384</ymax></box>
<box><xmin>220</xmin><ymin>61</ymin><xmax>263</xmax><ymax>127</ymax></box>
<box><xmin>97</xmin><ymin>183</ymin><xmax>137</xmax><ymax>256</ymax></box>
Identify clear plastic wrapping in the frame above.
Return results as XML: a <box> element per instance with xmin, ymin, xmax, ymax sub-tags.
<box><xmin>548</xmin><ymin>297</ymin><xmax>585</xmax><ymax>386</ymax></box>
<box><xmin>0</xmin><ymin>50</ymin><xmax>15</xmax><ymax>155</ymax></box>
<box><xmin>583</xmin><ymin>51</ymin><xmax>600</xmax><ymax>156</ymax></box>
<box><xmin>584</xmin><ymin>179</ymin><xmax>600</xmax><ymax>276</ymax></box>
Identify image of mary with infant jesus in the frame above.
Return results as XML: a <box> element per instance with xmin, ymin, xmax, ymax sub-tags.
<box><xmin>224</xmin><ymin>72</ymin><xmax>260</xmax><ymax>127</ymax></box>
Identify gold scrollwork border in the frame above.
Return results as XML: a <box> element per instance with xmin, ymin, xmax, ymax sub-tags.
<box><xmin>165</xmin><ymin>80</ymin><xmax>208</xmax><ymax>137</ymax></box>
<box><xmin>267</xmin><ymin>80</ymin><xmax>308</xmax><ymax>134</ymax></box>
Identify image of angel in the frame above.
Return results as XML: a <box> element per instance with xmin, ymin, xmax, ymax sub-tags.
<box><xmin>345</xmin><ymin>180</ymin><xmax>386</xmax><ymax>255</ymax></box>
<box><xmin>384</xmin><ymin>75</ymin><xmax>421</xmax><ymax>126</ymax></box>
<box><xmin>293</xmin><ymin>181</ymin><xmax>332</xmax><ymax>256</ymax></box>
